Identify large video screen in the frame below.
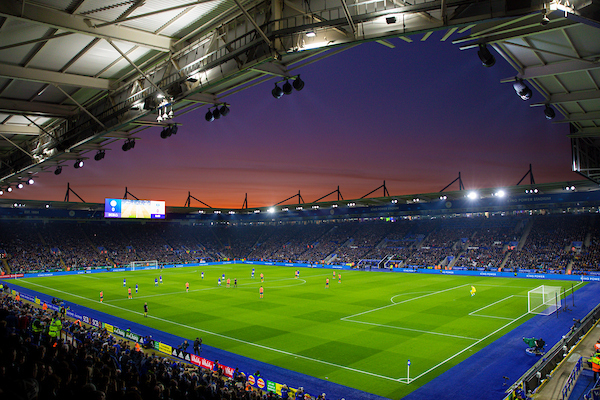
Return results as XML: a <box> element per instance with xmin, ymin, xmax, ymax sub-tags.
<box><xmin>104</xmin><ymin>199</ymin><xmax>165</xmax><ymax>219</ymax></box>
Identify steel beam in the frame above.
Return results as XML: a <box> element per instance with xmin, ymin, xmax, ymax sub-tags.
<box><xmin>0</xmin><ymin>63</ymin><xmax>111</xmax><ymax>90</ymax></box>
<box><xmin>0</xmin><ymin>124</ymin><xmax>41</xmax><ymax>135</ymax></box>
<box><xmin>0</xmin><ymin>98</ymin><xmax>77</xmax><ymax>118</ymax></box>
<box><xmin>553</xmin><ymin>111</ymin><xmax>600</xmax><ymax>123</ymax></box>
<box><xmin>0</xmin><ymin>1</ymin><xmax>173</xmax><ymax>52</ymax></box>
<box><xmin>530</xmin><ymin>90</ymin><xmax>600</xmax><ymax>106</ymax></box>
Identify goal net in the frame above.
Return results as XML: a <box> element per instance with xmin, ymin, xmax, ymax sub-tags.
<box><xmin>528</xmin><ymin>285</ymin><xmax>562</xmax><ymax>315</ymax></box>
<box><xmin>130</xmin><ymin>260</ymin><xmax>158</xmax><ymax>270</ymax></box>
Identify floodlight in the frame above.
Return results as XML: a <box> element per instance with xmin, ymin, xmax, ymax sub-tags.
<box><xmin>440</xmin><ymin>195</ymin><xmax>447</xmax><ymax>200</ymax></box>
<box><xmin>272</xmin><ymin>83</ymin><xmax>284</xmax><ymax>99</ymax></box>
<box><xmin>219</xmin><ymin>105</ymin><xmax>230</xmax><ymax>117</ymax></box>
<box><xmin>212</xmin><ymin>107</ymin><xmax>221</xmax><ymax>119</ymax></box>
<box><xmin>205</xmin><ymin>110</ymin><xmax>214</xmax><ymax>122</ymax></box>
<box><xmin>17</xmin><ymin>183</ymin><xmax>24</xmax><ymax>189</ymax></box>
<box><xmin>7</xmin><ymin>187</ymin><xmax>12</xmax><ymax>192</ymax></box>
<box><xmin>0</xmin><ymin>189</ymin><xmax>3</xmax><ymax>195</ymax></box>
<box><xmin>74</xmin><ymin>159</ymin><xmax>84</xmax><ymax>169</ymax></box>
<box><xmin>292</xmin><ymin>76</ymin><xmax>305</xmax><ymax>91</ymax></box>
<box><xmin>54</xmin><ymin>166</ymin><xmax>62</xmax><ymax>175</ymax></box>
<box><xmin>495</xmin><ymin>190</ymin><xmax>506</xmax><ymax>198</ymax></box>
<box><xmin>168</xmin><ymin>109</ymin><xmax>174</xmax><ymax>118</ymax></box>
<box><xmin>467</xmin><ymin>191</ymin><xmax>478</xmax><ymax>200</ymax></box>
<box><xmin>268</xmin><ymin>207</ymin><xmax>275</xmax><ymax>213</ymax></box>
<box><xmin>571</xmin><ymin>185</ymin><xmax>575</xmax><ymax>190</ymax></box>
<box><xmin>27</xmin><ymin>178</ymin><xmax>34</xmax><ymax>185</ymax></box>
<box><xmin>160</xmin><ymin>128</ymin><xmax>169</xmax><ymax>139</ymax></box>
<box><xmin>282</xmin><ymin>80</ymin><xmax>293</xmax><ymax>95</ymax></box>
<box><xmin>541</xmin><ymin>13</ymin><xmax>550</xmax><ymax>25</ymax></box>
<box><xmin>306</xmin><ymin>31</ymin><xmax>316</xmax><ymax>37</ymax></box>
<box><xmin>94</xmin><ymin>150</ymin><xmax>105</xmax><ymax>161</ymax></box>
<box><xmin>122</xmin><ymin>139</ymin><xmax>135</xmax><ymax>151</ymax></box>
<box><xmin>170</xmin><ymin>125</ymin><xmax>178</xmax><ymax>135</ymax></box>
<box><xmin>157</xmin><ymin>114</ymin><xmax>163</xmax><ymax>122</ymax></box>
<box><xmin>477</xmin><ymin>43</ymin><xmax>496</xmax><ymax>67</ymax></box>
<box><xmin>513</xmin><ymin>79</ymin><xmax>532</xmax><ymax>100</ymax></box>
<box><xmin>544</xmin><ymin>104</ymin><xmax>555</xmax><ymax>120</ymax></box>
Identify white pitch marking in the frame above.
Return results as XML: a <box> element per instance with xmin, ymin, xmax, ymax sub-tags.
<box><xmin>468</xmin><ymin>295</ymin><xmax>516</xmax><ymax>319</ymax></box>
<box><xmin>18</xmin><ymin>279</ymin><xmax>398</xmax><ymax>382</ymax></box>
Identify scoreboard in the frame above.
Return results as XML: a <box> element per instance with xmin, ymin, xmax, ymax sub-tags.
<box><xmin>104</xmin><ymin>199</ymin><xmax>165</xmax><ymax>219</ymax></box>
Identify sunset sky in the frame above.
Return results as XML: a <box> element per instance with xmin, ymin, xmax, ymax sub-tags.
<box><xmin>8</xmin><ymin>32</ymin><xmax>578</xmax><ymax>208</ymax></box>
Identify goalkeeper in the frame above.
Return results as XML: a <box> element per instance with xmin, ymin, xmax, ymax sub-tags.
<box><xmin>470</xmin><ymin>286</ymin><xmax>476</xmax><ymax>296</ymax></box>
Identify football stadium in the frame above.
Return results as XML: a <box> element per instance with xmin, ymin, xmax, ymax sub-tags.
<box><xmin>2</xmin><ymin>1</ymin><xmax>600</xmax><ymax>400</ymax></box>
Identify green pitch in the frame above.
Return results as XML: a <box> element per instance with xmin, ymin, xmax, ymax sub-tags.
<box><xmin>15</xmin><ymin>265</ymin><xmax>581</xmax><ymax>399</ymax></box>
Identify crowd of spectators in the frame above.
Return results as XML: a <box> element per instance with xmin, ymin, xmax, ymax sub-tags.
<box><xmin>1</xmin><ymin>213</ymin><xmax>599</xmax><ymax>274</ymax></box>
<box><xmin>0</xmin><ymin>288</ymin><xmax>300</xmax><ymax>400</ymax></box>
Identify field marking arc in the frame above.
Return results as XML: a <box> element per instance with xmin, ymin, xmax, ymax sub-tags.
<box><xmin>18</xmin><ymin>280</ymin><xmax>398</xmax><ymax>382</ymax></box>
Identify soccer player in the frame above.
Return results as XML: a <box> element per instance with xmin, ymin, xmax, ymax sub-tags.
<box><xmin>155</xmin><ymin>277</ymin><xmax>158</xmax><ymax>287</ymax></box>
<box><xmin>201</xmin><ymin>271</ymin><xmax>204</xmax><ymax>279</ymax></box>
<box><xmin>260</xmin><ymin>273</ymin><xmax>264</xmax><ymax>282</ymax></box>
<box><xmin>144</xmin><ymin>302</ymin><xmax>148</xmax><ymax>317</ymax></box>
<box><xmin>326</xmin><ymin>278</ymin><xmax>329</xmax><ymax>288</ymax></box>
<box><xmin>186</xmin><ymin>282</ymin><xmax>189</xmax><ymax>292</ymax></box>
<box><xmin>226</xmin><ymin>278</ymin><xmax>230</xmax><ymax>288</ymax></box>
<box><xmin>222</xmin><ymin>273</ymin><xmax>225</xmax><ymax>280</ymax></box>
<box><xmin>295</xmin><ymin>270</ymin><xmax>299</xmax><ymax>279</ymax></box>
<box><xmin>251</xmin><ymin>268</ymin><xmax>255</xmax><ymax>278</ymax></box>
<box><xmin>123</xmin><ymin>278</ymin><xmax>126</xmax><ymax>287</ymax></box>
<box><xmin>234</xmin><ymin>278</ymin><xmax>237</xmax><ymax>288</ymax></box>
<box><xmin>218</xmin><ymin>278</ymin><xmax>221</xmax><ymax>286</ymax></box>
<box><xmin>333</xmin><ymin>270</ymin><xmax>336</xmax><ymax>278</ymax></box>
<box><xmin>128</xmin><ymin>287</ymin><xmax>132</xmax><ymax>299</ymax></box>
<box><xmin>100</xmin><ymin>291</ymin><xmax>103</xmax><ymax>302</ymax></box>
<box><xmin>160</xmin><ymin>275</ymin><xmax>163</xmax><ymax>284</ymax></box>
<box><xmin>470</xmin><ymin>286</ymin><xmax>476</xmax><ymax>297</ymax></box>
<box><xmin>338</xmin><ymin>273</ymin><xmax>341</xmax><ymax>283</ymax></box>
<box><xmin>259</xmin><ymin>286</ymin><xmax>264</xmax><ymax>299</ymax></box>
<box><xmin>135</xmin><ymin>283</ymin><xmax>138</xmax><ymax>293</ymax></box>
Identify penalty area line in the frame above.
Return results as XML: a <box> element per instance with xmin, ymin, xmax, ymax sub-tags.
<box><xmin>17</xmin><ymin>280</ymin><xmax>398</xmax><ymax>382</ymax></box>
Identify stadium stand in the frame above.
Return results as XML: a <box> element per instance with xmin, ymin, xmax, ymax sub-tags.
<box><xmin>1</xmin><ymin>213</ymin><xmax>599</xmax><ymax>275</ymax></box>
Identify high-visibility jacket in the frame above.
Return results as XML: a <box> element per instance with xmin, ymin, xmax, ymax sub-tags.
<box><xmin>48</xmin><ymin>318</ymin><xmax>62</xmax><ymax>338</ymax></box>
<box><xmin>589</xmin><ymin>355</ymin><xmax>600</xmax><ymax>372</ymax></box>
<box><xmin>31</xmin><ymin>319</ymin><xmax>43</xmax><ymax>334</ymax></box>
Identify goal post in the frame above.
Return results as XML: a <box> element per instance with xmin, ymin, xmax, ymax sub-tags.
<box><xmin>130</xmin><ymin>260</ymin><xmax>158</xmax><ymax>271</ymax></box>
<box><xmin>528</xmin><ymin>285</ymin><xmax>562</xmax><ymax>315</ymax></box>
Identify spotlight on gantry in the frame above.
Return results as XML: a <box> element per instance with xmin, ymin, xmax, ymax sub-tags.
<box><xmin>513</xmin><ymin>79</ymin><xmax>532</xmax><ymax>100</ymax></box>
<box><xmin>272</xmin><ymin>83</ymin><xmax>284</xmax><ymax>99</ymax></box>
<box><xmin>205</xmin><ymin>109</ymin><xmax>214</xmax><ymax>122</ymax></box>
<box><xmin>293</xmin><ymin>75</ymin><xmax>305</xmax><ymax>91</ymax></box>
<box><xmin>74</xmin><ymin>159</ymin><xmax>84</xmax><ymax>169</ymax></box>
<box><xmin>94</xmin><ymin>150</ymin><xmax>105</xmax><ymax>161</ymax></box>
<box><xmin>54</xmin><ymin>166</ymin><xmax>62</xmax><ymax>175</ymax></box>
<box><xmin>219</xmin><ymin>105</ymin><xmax>230</xmax><ymax>117</ymax></box>
<box><xmin>544</xmin><ymin>104</ymin><xmax>556</xmax><ymax>120</ymax></box>
<box><xmin>477</xmin><ymin>43</ymin><xmax>496</xmax><ymax>67</ymax></box>
<box><xmin>122</xmin><ymin>139</ymin><xmax>135</xmax><ymax>151</ymax></box>
<box><xmin>282</xmin><ymin>80</ymin><xmax>293</xmax><ymax>95</ymax></box>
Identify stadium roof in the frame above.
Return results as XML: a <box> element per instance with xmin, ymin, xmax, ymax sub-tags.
<box><xmin>0</xmin><ymin>0</ymin><xmax>599</xmax><ymax>190</ymax></box>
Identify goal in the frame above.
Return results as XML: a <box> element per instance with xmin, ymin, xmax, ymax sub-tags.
<box><xmin>130</xmin><ymin>260</ymin><xmax>158</xmax><ymax>270</ymax></box>
<box><xmin>528</xmin><ymin>285</ymin><xmax>562</xmax><ymax>315</ymax></box>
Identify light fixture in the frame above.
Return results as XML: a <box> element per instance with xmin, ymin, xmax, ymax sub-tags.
<box><xmin>160</xmin><ymin>125</ymin><xmax>177</xmax><ymax>139</ymax></box>
<box><xmin>541</xmin><ymin>12</ymin><xmax>550</xmax><ymax>26</ymax></box>
<box><xmin>74</xmin><ymin>159</ymin><xmax>84</xmax><ymax>169</ymax></box>
<box><xmin>27</xmin><ymin>178</ymin><xmax>34</xmax><ymax>185</ymax></box>
<box><xmin>544</xmin><ymin>104</ymin><xmax>555</xmax><ymax>120</ymax></box>
<box><xmin>306</xmin><ymin>31</ymin><xmax>316</xmax><ymax>37</ymax></box>
<box><xmin>0</xmin><ymin>189</ymin><xmax>3</xmax><ymax>195</ymax></box>
<box><xmin>272</xmin><ymin>83</ymin><xmax>284</xmax><ymax>99</ymax></box>
<box><xmin>268</xmin><ymin>207</ymin><xmax>275</xmax><ymax>213</ymax></box>
<box><xmin>219</xmin><ymin>105</ymin><xmax>230</xmax><ymax>117</ymax></box>
<box><xmin>17</xmin><ymin>183</ymin><xmax>24</xmax><ymax>189</ymax></box>
<box><xmin>467</xmin><ymin>191</ymin><xmax>478</xmax><ymax>200</ymax></box>
<box><xmin>205</xmin><ymin>110</ymin><xmax>214</xmax><ymax>122</ymax></box>
<box><xmin>495</xmin><ymin>190</ymin><xmax>506</xmax><ymax>198</ymax></box>
<box><xmin>122</xmin><ymin>139</ymin><xmax>135</xmax><ymax>151</ymax></box>
<box><xmin>477</xmin><ymin>43</ymin><xmax>495</xmax><ymax>67</ymax></box>
<box><xmin>439</xmin><ymin>195</ymin><xmax>447</xmax><ymax>200</ymax></box>
<box><xmin>7</xmin><ymin>186</ymin><xmax>12</xmax><ymax>192</ymax></box>
<box><xmin>212</xmin><ymin>107</ymin><xmax>221</xmax><ymax>120</ymax></box>
<box><xmin>513</xmin><ymin>79</ymin><xmax>532</xmax><ymax>100</ymax></box>
<box><xmin>54</xmin><ymin>166</ymin><xmax>62</xmax><ymax>175</ymax></box>
<box><xmin>292</xmin><ymin>75</ymin><xmax>305</xmax><ymax>91</ymax></box>
<box><xmin>94</xmin><ymin>150</ymin><xmax>105</xmax><ymax>161</ymax></box>
<box><xmin>282</xmin><ymin>80</ymin><xmax>293</xmax><ymax>95</ymax></box>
